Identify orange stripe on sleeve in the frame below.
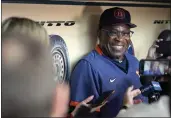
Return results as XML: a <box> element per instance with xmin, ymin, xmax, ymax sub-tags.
<box><xmin>95</xmin><ymin>45</ymin><xmax>103</xmax><ymax>55</ymax></box>
<box><xmin>70</xmin><ymin>101</ymin><xmax>80</xmax><ymax>107</ymax></box>
<box><xmin>96</xmin><ymin>108</ymin><xmax>100</xmax><ymax>112</ymax></box>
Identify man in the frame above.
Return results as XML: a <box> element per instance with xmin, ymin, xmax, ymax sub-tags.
<box><xmin>70</xmin><ymin>7</ymin><xmax>147</xmax><ymax>117</ymax></box>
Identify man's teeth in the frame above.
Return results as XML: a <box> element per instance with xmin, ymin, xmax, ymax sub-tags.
<box><xmin>112</xmin><ymin>46</ymin><xmax>123</xmax><ymax>49</ymax></box>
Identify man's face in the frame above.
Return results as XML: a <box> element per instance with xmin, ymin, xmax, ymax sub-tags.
<box><xmin>99</xmin><ymin>24</ymin><xmax>132</xmax><ymax>59</ymax></box>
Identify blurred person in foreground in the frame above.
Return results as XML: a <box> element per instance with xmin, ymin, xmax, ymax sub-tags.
<box><xmin>2</xmin><ymin>17</ymin><xmax>70</xmax><ymax>117</ymax></box>
<box><xmin>117</xmin><ymin>29</ymin><xmax>171</xmax><ymax>117</ymax></box>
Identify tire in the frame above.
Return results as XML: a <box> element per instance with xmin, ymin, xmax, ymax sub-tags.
<box><xmin>49</xmin><ymin>35</ymin><xmax>70</xmax><ymax>84</ymax></box>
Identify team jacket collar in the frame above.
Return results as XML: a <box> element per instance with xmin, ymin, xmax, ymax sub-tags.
<box><xmin>95</xmin><ymin>45</ymin><xmax>103</xmax><ymax>55</ymax></box>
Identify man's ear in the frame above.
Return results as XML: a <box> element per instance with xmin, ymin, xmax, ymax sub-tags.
<box><xmin>97</xmin><ymin>29</ymin><xmax>101</xmax><ymax>41</ymax></box>
<box><xmin>97</xmin><ymin>29</ymin><xmax>100</xmax><ymax>38</ymax></box>
<box><xmin>127</xmin><ymin>39</ymin><xmax>131</xmax><ymax>48</ymax></box>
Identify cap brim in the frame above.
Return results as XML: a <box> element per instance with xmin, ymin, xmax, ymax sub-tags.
<box><xmin>100</xmin><ymin>23</ymin><xmax>137</xmax><ymax>29</ymax></box>
<box><xmin>126</xmin><ymin>23</ymin><xmax>137</xmax><ymax>28</ymax></box>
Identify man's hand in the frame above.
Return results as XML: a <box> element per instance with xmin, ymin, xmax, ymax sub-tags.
<box><xmin>123</xmin><ymin>86</ymin><xmax>141</xmax><ymax>107</ymax></box>
<box><xmin>147</xmin><ymin>39</ymin><xmax>163</xmax><ymax>59</ymax></box>
<box><xmin>71</xmin><ymin>95</ymin><xmax>94</xmax><ymax>116</ymax></box>
<box><xmin>71</xmin><ymin>95</ymin><xmax>107</xmax><ymax>117</ymax></box>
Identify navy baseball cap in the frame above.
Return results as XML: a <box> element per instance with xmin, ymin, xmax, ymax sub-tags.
<box><xmin>99</xmin><ymin>7</ymin><xmax>137</xmax><ymax>28</ymax></box>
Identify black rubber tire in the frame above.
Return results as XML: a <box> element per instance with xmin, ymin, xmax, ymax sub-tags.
<box><xmin>49</xmin><ymin>35</ymin><xmax>70</xmax><ymax>84</ymax></box>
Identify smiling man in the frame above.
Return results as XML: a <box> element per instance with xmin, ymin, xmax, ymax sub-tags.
<box><xmin>70</xmin><ymin>7</ymin><xmax>147</xmax><ymax>118</ymax></box>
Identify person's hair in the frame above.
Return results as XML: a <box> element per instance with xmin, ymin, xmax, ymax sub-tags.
<box><xmin>2</xmin><ymin>17</ymin><xmax>49</xmax><ymax>45</ymax></box>
<box><xmin>2</xmin><ymin>17</ymin><xmax>55</xmax><ymax>117</ymax></box>
<box><xmin>158</xmin><ymin>29</ymin><xmax>171</xmax><ymax>41</ymax></box>
<box><xmin>156</xmin><ymin>29</ymin><xmax>171</xmax><ymax>59</ymax></box>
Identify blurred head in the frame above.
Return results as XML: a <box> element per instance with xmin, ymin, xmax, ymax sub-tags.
<box><xmin>1</xmin><ymin>17</ymin><xmax>68</xmax><ymax>117</ymax></box>
<box><xmin>158</xmin><ymin>30</ymin><xmax>171</xmax><ymax>42</ymax></box>
<box><xmin>2</xmin><ymin>17</ymin><xmax>49</xmax><ymax>46</ymax></box>
<box><xmin>2</xmin><ymin>33</ymin><xmax>55</xmax><ymax>117</ymax></box>
<box><xmin>98</xmin><ymin>7</ymin><xmax>136</xmax><ymax>60</ymax></box>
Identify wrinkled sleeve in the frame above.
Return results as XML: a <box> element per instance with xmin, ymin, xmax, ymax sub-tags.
<box><xmin>69</xmin><ymin>60</ymin><xmax>100</xmax><ymax>107</ymax></box>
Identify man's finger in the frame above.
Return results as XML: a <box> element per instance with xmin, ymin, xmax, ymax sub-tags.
<box><xmin>156</xmin><ymin>53</ymin><xmax>163</xmax><ymax>58</ymax></box>
<box><xmin>160</xmin><ymin>53</ymin><xmax>163</xmax><ymax>56</ymax></box>
<box><xmin>134</xmin><ymin>99</ymin><xmax>142</xmax><ymax>104</ymax></box>
<box><xmin>156</xmin><ymin>39</ymin><xmax>160</xmax><ymax>42</ymax></box>
<box><xmin>81</xmin><ymin>102</ymin><xmax>91</xmax><ymax>107</ymax></box>
<box><xmin>160</xmin><ymin>39</ymin><xmax>163</xmax><ymax>41</ymax></box>
<box><xmin>127</xmin><ymin>86</ymin><xmax>134</xmax><ymax>93</ymax></box>
<box><xmin>132</xmin><ymin>89</ymin><xmax>141</xmax><ymax>97</ymax></box>
<box><xmin>154</xmin><ymin>45</ymin><xmax>159</xmax><ymax>48</ymax></box>
<box><xmin>167</xmin><ymin>56</ymin><xmax>171</xmax><ymax>59</ymax></box>
<box><xmin>82</xmin><ymin>95</ymin><xmax>94</xmax><ymax>104</ymax></box>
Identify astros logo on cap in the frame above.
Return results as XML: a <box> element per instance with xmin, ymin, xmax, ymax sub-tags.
<box><xmin>114</xmin><ymin>9</ymin><xmax>125</xmax><ymax>19</ymax></box>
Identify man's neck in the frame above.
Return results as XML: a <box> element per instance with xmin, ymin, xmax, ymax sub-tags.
<box><xmin>114</xmin><ymin>56</ymin><xmax>125</xmax><ymax>63</ymax></box>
